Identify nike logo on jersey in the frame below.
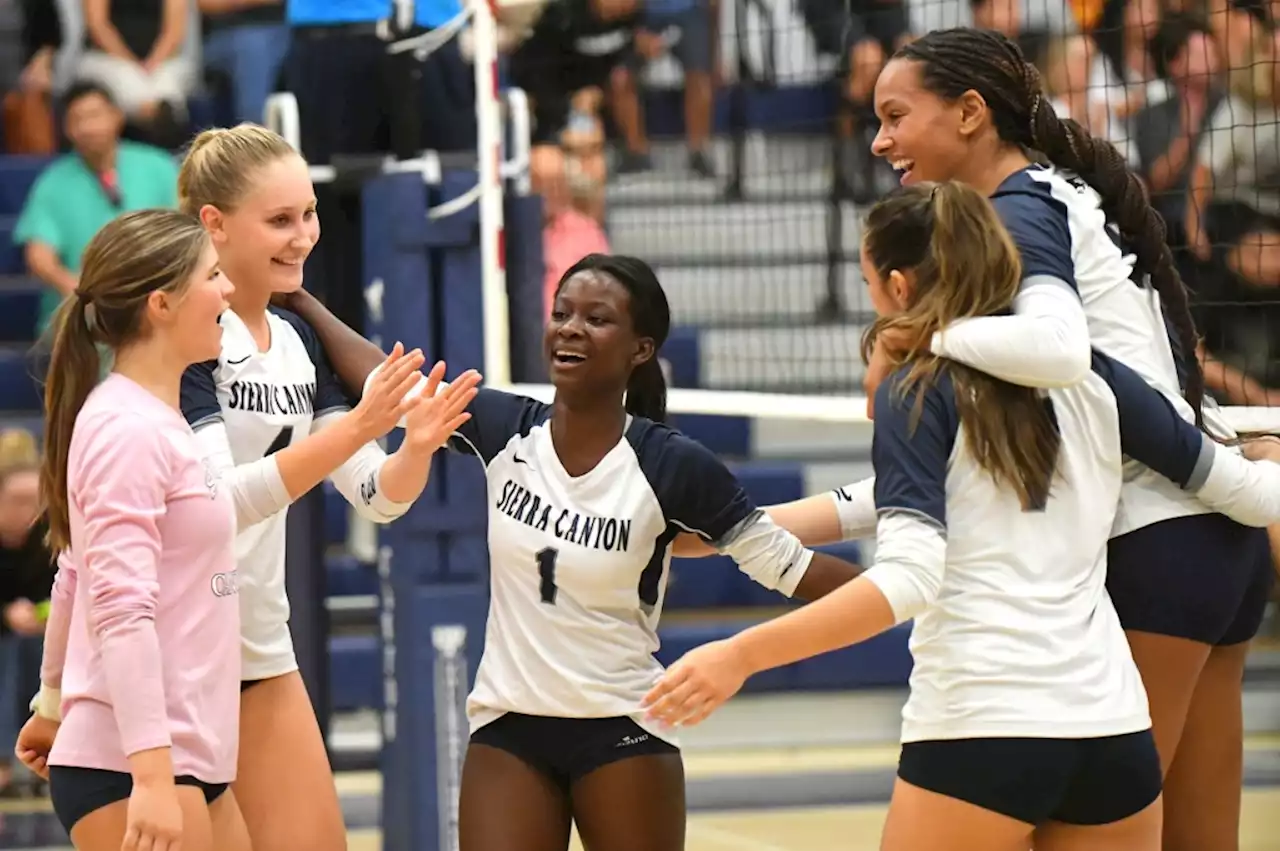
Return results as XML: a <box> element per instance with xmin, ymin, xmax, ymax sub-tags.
<box><xmin>227</xmin><ymin>355</ymin><xmax>252</xmax><ymax>365</ymax></box>
<box><xmin>513</xmin><ymin>453</ymin><xmax>530</xmax><ymax>466</ymax></box>
<box><xmin>496</xmin><ymin>479</ymin><xmax>633</xmax><ymax>552</ymax></box>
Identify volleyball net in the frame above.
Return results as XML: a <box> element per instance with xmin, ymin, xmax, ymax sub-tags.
<box><xmin>459</xmin><ymin>0</ymin><xmax>1280</xmax><ymax>435</ymax></box>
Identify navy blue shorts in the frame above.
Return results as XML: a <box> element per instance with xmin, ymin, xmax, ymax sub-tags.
<box><xmin>49</xmin><ymin>766</ymin><xmax>228</xmax><ymax>834</ymax></box>
<box><xmin>470</xmin><ymin>713</ymin><xmax>679</xmax><ymax>792</ymax></box>
<box><xmin>899</xmin><ymin>730</ymin><xmax>1162</xmax><ymax>826</ymax></box>
<box><xmin>1107</xmin><ymin>512</ymin><xmax>1274</xmax><ymax>646</ymax></box>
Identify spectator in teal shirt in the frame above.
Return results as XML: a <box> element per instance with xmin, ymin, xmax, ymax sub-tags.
<box><xmin>14</xmin><ymin>81</ymin><xmax>179</xmax><ymax>338</ymax></box>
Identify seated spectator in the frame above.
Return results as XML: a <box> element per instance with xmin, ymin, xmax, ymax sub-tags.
<box><xmin>509</xmin><ymin>0</ymin><xmax>636</xmax><ymax>218</ymax></box>
<box><xmin>1134</xmin><ymin>12</ymin><xmax>1223</xmax><ymax>249</ymax></box>
<box><xmin>3</xmin><ymin>0</ymin><xmax>62</xmax><ymax>154</ymax></box>
<box><xmin>199</xmin><ymin>0</ymin><xmax>288</xmax><ymax>125</ymax></box>
<box><xmin>561</xmin><ymin>87</ymin><xmax>608</xmax><ymax>221</ymax></box>
<box><xmin>0</xmin><ymin>429</ymin><xmax>51</xmax><ymax>799</ymax></box>
<box><xmin>1088</xmin><ymin>0</ymin><xmax>1172</xmax><ymax>161</ymax></box>
<box><xmin>798</xmin><ymin>0</ymin><xmax>911</xmax><ymax>203</ymax></box>
<box><xmin>14</xmin><ymin>81</ymin><xmax>178</xmax><ymax>342</ymax></box>
<box><xmin>611</xmin><ymin>0</ymin><xmax>717</xmax><ymax>177</ymax></box>
<box><xmin>543</xmin><ymin>204</ymin><xmax>610</xmax><ymax>315</ymax></box>
<box><xmin>77</xmin><ymin>0</ymin><xmax>194</xmax><ymax>140</ymax></box>
<box><xmin>1187</xmin><ymin>20</ymin><xmax>1280</xmax><ymax>281</ymax></box>
<box><xmin>1039</xmin><ymin>32</ymin><xmax>1107</xmax><ymax>135</ymax></box>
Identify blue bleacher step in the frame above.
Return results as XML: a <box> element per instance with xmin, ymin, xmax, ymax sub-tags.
<box><xmin>0</xmin><ymin>276</ymin><xmax>43</xmax><ymax>342</ymax></box>
<box><xmin>0</xmin><ymin>216</ymin><xmax>25</xmax><ymax>276</ymax></box>
<box><xmin>0</xmin><ymin>343</ymin><xmax>41</xmax><ymax>411</ymax></box>
<box><xmin>0</xmin><ymin>156</ymin><xmax>52</xmax><ymax>218</ymax></box>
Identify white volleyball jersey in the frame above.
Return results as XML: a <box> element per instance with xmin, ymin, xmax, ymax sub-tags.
<box><xmin>180</xmin><ymin>308</ymin><xmax>378</xmax><ymax>681</ymax></box>
<box><xmin>450</xmin><ymin>389</ymin><xmax>811</xmax><ymax>743</ymax></box>
<box><xmin>990</xmin><ymin>166</ymin><xmax>1234</xmax><ymax>536</ymax></box>
<box><xmin>869</xmin><ymin>355</ymin><xmax>1153</xmax><ymax>743</ymax></box>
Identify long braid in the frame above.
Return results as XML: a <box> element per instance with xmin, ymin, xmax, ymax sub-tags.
<box><xmin>898</xmin><ymin>29</ymin><xmax>1207</xmax><ymax>428</ymax></box>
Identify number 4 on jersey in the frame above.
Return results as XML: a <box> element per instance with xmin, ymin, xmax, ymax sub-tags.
<box><xmin>266</xmin><ymin>426</ymin><xmax>294</xmax><ymax>457</ymax></box>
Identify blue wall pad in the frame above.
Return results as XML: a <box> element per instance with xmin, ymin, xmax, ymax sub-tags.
<box><xmin>669</xmin><ymin>412</ymin><xmax>751</xmax><ymax>459</ymax></box>
<box><xmin>327</xmin><ymin>554</ymin><xmax>378</xmax><ymax>598</ymax></box>
<box><xmin>324</xmin><ymin>483</ymin><xmax>348</xmax><ymax>547</ymax></box>
<box><xmin>330</xmin><ymin>634</ymin><xmax>382</xmax><ymax>711</ymax></box>
<box><xmin>380</xmin><ymin>584</ymin><xmax>488</xmax><ymax>851</ymax></box>
<box><xmin>727</xmin><ymin>462</ymin><xmax>804</xmax><ymax>507</ymax></box>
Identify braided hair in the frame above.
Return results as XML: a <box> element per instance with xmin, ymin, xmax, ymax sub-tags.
<box><xmin>896</xmin><ymin>28</ymin><xmax>1205</xmax><ymax>427</ymax></box>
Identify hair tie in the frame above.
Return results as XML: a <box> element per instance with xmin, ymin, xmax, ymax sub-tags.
<box><xmin>75</xmin><ymin>290</ymin><xmax>97</xmax><ymax>331</ymax></box>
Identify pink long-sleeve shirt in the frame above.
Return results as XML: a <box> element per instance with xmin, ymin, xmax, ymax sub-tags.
<box><xmin>47</xmin><ymin>374</ymin><xmax>241</xmax><ymax>783</ymax></box>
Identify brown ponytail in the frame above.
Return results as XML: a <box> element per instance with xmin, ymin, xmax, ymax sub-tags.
<box><xmin>862</xmin><ymin>182</ymin><xmax>1061</xmax><ymax>510</ymax></box>
<box><xmin>40</xmin><ymin>210</ymin><xmax>209</xmax><ymax>552</ymax></box>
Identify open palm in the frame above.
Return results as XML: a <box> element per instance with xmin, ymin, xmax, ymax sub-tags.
<box><xmin>402</xmin><ymin>362</ymin><xmax>482</xmax><ymax>455</ymax></box>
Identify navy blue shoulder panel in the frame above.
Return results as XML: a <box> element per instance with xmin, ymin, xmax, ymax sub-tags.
<box><xmin>989</xmin><ymin>171</ymin><xmax>1077</xmax><ymax>289</ymax></box>
<box><xmin>271</xmin><ymin>306</ymin><xmax>351</xmax><ymax>416</ymax></box>
<box><xmin>449</xmin><ymin>387</ymin><xmax>552</xmax><ymax>464</ymax></box>
<box><xmin>1090</xmin><ymin>350</ymin><xmax>1206</xmax><ymax>488</ymax></box>
<box><xmin>180</xmin><ymin>359</ymin><xmax>221</xmax><ymax>429</ymax></box>
<box><xmin>625</xmin><ymin>418</ymin><xmax>757</xmax><ymax>544</ymax></box>
<box><xmin>871</xmin><ymin>366</ymin><xmax>960</xmax><ymax>527</ymax></box>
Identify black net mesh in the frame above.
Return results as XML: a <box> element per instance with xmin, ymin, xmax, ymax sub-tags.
<box><xmin>517</xmin><ymin>0</ymin><xmax>1280</xmax><ymax>404</ymax></box>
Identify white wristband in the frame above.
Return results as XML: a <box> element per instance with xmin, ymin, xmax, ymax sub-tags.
<box><xmin>29</xmin><ymin>685</ymin><xmax>61</xmax><ymax>722</ymax></box>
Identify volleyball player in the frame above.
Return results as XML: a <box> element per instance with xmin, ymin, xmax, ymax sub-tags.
<box><xmin>35</xmin><ymin>210</ymin><xmax>247</xmax><ymax>851</ymax></box>
<box><xmin>282</xmin><ymin>252</ymin><xmax>863</xmax><ymax>851</ymax></box>
<box><xmin>649</xmin><ymin>181</ymin><xmax>1172</xmax><ymax>851</ymax></box>
<box><xmin>169</xmin><ymin>124</ymin><xmax>481</xmax><ymax>851</ymax></box>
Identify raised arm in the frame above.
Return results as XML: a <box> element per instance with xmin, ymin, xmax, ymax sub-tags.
<box><xmin>277</xmin><ymin>288</ymin><xmax>389</xmax><ymax>399</ymax></box>
<box><xmin>316</xmin><ymin>361</ymin><xmax>480</xmax><ymax>523</ymax></box>
<box><xmin>926</xmin><ymin>190</ymin><xmax>1092</xmax><ymax>388</ymax></box>
<box><xmin>180</xmin><ymin>347</ymin><xmax>424</xmax><ymax>528</ymax></box>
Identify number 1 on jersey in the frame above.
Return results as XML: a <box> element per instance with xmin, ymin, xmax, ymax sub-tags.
<box><xmin>536</xmin><ymin>547</ymin><xmax>558</xmax><ymax>604</ymax></box>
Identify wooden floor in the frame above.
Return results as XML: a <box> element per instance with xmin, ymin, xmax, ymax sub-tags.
<box><xmin>8</xmin><ymin>739</ymin><xmax>1279</xmax><ymax>850</ymax></box>
<box><xmin>346</xmin><ymin>790</ymin><xmax>1280</xmax><ymax>850</ymax></box>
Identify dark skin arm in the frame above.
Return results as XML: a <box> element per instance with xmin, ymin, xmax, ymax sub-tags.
<box><xmin>276</xmin><ymin>289</ymin><xmax>388</xmax><ymax>399</ymax></box>
<box><xmin>791</xmin><ymin>552</ymin><xmax>863</xmax><ymax>601</ymax></box>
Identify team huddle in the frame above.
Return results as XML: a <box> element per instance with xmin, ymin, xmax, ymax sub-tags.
<box><xmin>9</xmin><ymin>25</ymin><xmax>1280</xmax><ymax>851</ymax></box>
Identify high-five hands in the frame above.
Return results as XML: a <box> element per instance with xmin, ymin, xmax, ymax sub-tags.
<box><xmin>401</xmin><ymin>362</ymin><xmax>482</xmax><ymax>455</ymax></box>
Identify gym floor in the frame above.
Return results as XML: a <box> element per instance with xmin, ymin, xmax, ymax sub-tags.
<box><xmin>3</xmin><ymin>740</ymin><xmax>1279</xmax><ymax>850</ymax></box>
